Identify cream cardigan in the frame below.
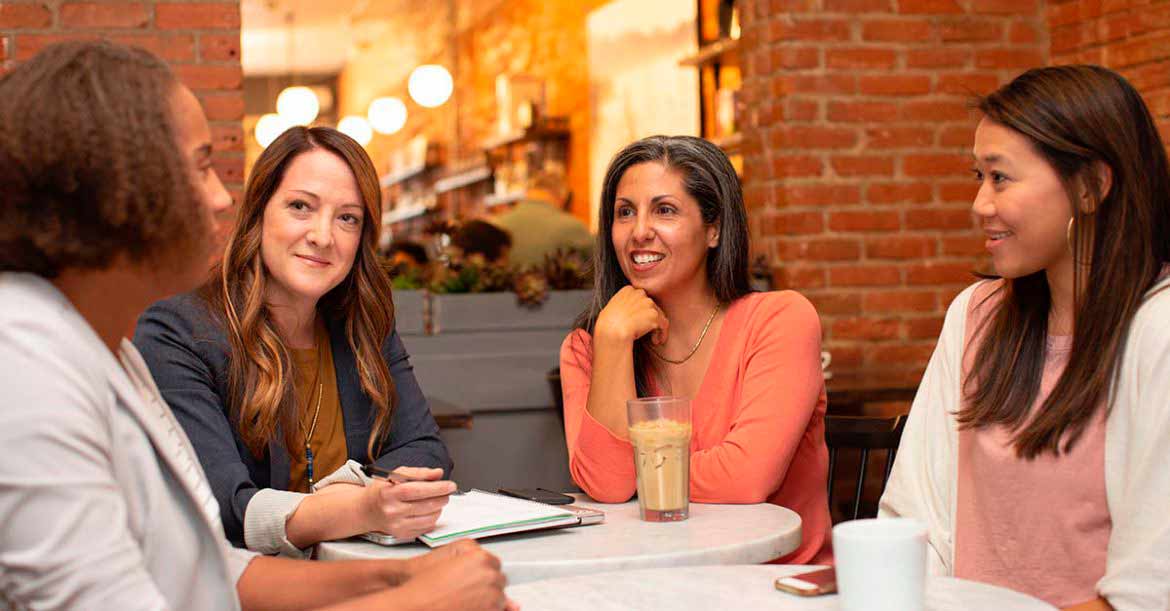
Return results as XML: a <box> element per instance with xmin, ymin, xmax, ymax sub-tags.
<box><xmin>879</xmin><ymin>276</ymin><xmax>1170</xmax><ymax>611</ymax></box>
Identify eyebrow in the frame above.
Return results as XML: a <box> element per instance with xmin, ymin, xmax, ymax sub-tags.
<box><xmin>616</xmin><ymin>194</ymin><xmax>678</xmax><ymax>204</ymax></box>
<box><xmin>974</xmin><ymin>153</ymin><xmax>1004</xmax><ymax>164</ymax></box>
<box><xmin>290</xmin><ymin>189</ymin><xmax>320</xmax><ymax>200</ymax></box>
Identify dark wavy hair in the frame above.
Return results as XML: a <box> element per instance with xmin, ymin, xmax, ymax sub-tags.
<box><xmin>0</xmin><ymin>40</ymin><xmax>205</xmax><ymax>278</ymax></box>
<box><xmin>576</xmin><ymin>135</ymin><xmax>753</xmax><ymax>396</ymax></box>
<box><xmin>204</xmin><ymin>127</ymin><xmax>397</xmax><ymax>460</ymax></box>
<box><xmin>961</xmin><ymin>65</ymin><xmax>1170</xmax><ymax>458</ymax></box>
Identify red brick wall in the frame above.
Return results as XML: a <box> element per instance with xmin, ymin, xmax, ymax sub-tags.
<box><xmin>738</xmin><ymin>0</ymin><xmax>1049</xmax><ymax>381</ymax></box>
<box><xmin>1047</xmin><ymin>0</ymin><xmax>1170</xmax><ymax>143</ymax></box>
<box><xmin>1</xmin><ymin>1</ymin><xmax>244</xmax><ymax>206</ymax></box>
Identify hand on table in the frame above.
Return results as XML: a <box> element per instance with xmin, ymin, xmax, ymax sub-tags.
<box><xmin>361</xmin><ymin>466</ymin><xmax>454</xmax><ymax>540</ymax></box>
<box><xmin>397</xmin><ymin>540</ymin><xmax>518</xmax><ymax>611</ymax></box>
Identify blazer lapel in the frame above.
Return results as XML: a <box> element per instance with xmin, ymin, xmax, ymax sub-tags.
<box><xmin>327</xmin><ymin>318</ymin><xmax>366</xmax><ymax>459</ymax></box>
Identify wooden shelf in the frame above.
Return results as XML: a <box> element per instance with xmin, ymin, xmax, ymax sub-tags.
<box><xmin>383</xmin><ymin>204</ymin><xmax>432</xmax><ymax>224</ymax></box>
<box><xmin>679</xmin><ymin>37</ymin><xmax>740</xmax><ymax>67</ymax></box>
<box><xmin>434</xmin><ymin>165</ymin><xmax>492</xmax><ymax>194</ymax></box>
<box><xmin>380</xmin><ymin>163</ymin><xmax>436</xmax><ymax>188</ymax></box>
<box><xmin>481</xmin><ymin>122</ymin><xmax>570</xmax><ymax>151</ymax></box>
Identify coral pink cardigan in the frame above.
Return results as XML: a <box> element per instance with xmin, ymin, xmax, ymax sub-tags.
<box><xmin>560</xmin><ymin>291</ymin><xmax>832</xmax><ymax>563</ymax></box>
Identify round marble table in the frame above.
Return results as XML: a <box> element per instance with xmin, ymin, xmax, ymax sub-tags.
<box><xmin>505</xmin><ymin>565</ymin><xmax>1056</xmax><ymax>610</ymax></box>
<box><xmin>316</xmin><ymin>494</ymin><xmax>801</xmax><ymax>585</ymax></box>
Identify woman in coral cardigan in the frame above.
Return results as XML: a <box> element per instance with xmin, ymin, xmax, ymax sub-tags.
<box><xmin>560</xmin><ymin>135</ymin><xmax>831</xmax><ymax>563</ymax></box>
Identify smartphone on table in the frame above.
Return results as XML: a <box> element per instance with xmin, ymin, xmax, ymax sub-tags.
<box><xmin>774</xmin><ymin>567</ymin><xmax>837</xmax><ymax>596</ymax></box>
<box><xmin>497</xmin><ymin>487</ymin><xmax>575</xmax><ymax>505</ymax></box>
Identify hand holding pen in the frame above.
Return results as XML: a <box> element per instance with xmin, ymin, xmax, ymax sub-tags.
<box><xmin>359</xmin><ymin>464</ymin><xmax>456</xmax><ymax>540</ymax></box>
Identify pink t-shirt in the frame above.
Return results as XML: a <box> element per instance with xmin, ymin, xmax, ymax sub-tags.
<box><xmin>954</xmin><ymin>282</ymin><xmax>1110</xmax><ymax>608</ymax></box>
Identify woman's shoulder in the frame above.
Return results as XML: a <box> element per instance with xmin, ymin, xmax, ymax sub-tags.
<box><xmin>1128</xmin><ymin>276</ymin><xmax>1170</xmax><ymax>349</ymax></box>
<box><xmin>730</xmin><ymin>290</ymin><xmax>819</xmax><ymax>329</ymax></box>
<box><xmin>135</xmin><ymin>290</ymin><xmax>227</xmax><ymax>350</ymax></box>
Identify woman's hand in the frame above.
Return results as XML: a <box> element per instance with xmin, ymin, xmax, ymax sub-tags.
<box><xmin>360</xmin><ymin>467</ymin><xmax>455</xmax><ymax>540</ymax></box>
<box><xmin>594</xmin><ymin>286</ymin><xmax>669</xmax><ymax>346</ymax></box>
<box><xmin>394</xmin><ymin>541</ymin><xmax>516</xmax><ymax>611</ymax></box>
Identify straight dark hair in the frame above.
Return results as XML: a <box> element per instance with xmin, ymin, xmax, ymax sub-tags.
<box><xmin>576</xmin><ymin>135</ymin><xmax>753</xmax><ymax>396</ymax></box>
<box><xmin>960</xmin><ymin>65</ymin><xmax>1170</xmax><ymax>458</ymax></box>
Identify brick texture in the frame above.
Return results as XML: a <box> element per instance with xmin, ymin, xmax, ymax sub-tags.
<box><xmin>1</xmin><ymin>1</ymin><xmax>243</xmax><ymax>205</ymax></box>
<box><xmin>1047</xmin><ymin>0</ymin><xmax>1170</xmax><ymax>143</ymax></box>
<box><xmin>739</xmin><ymin>0</ymin><xmax>1048</xmax><ymax>379</ymax></box>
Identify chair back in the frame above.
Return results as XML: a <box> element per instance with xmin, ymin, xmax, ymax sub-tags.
<box><xmin>825</xmin><ymin>414</ymin><xmax>907</xmax><ymax>521</ymax></box>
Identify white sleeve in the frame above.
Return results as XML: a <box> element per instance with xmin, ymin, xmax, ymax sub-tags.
<box><xmin>0</xmin><ymin>344</ymin><xmax>172</xmax><ymax>610</ymax></box>
<box><xmin>1097</xmin><ymin>287</ymin><xmax>1170</xmax><ymax>611</ymax></box>
<box><xmin>878</xmin><ymin>283</ymin><xmax>975</xmax><ymax>577</ymax></box>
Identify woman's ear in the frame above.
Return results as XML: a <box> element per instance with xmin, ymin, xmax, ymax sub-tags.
<box><xmin>706</xmin><ymin>221</ymin><xmax>720</xmax><ymax>248</ymax></box>
<box><xmin>1078</xmin><ymin>161</ymin><xmax>1113</xmax><ymax>213</ymax></box>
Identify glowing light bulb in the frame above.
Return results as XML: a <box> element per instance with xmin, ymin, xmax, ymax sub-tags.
<box><xmin>338</xmin><ymin>115</ymin><xmax>373</xmax><ymax>146</ymax></box>
<box><xmin>368</xmin><ymin>96</ymin><xmax>407</xmax><ymax>134</ymax></box>
<box><xmin>407</xmin><ymin>65</ymin><xmax>453</xmax><ymax>108</ymax></box>
<box><xmin>254</xmin><ymin>113</ymin><xmax>292</xmax><ymax>148</ymax></box>
<box><xmin>276</xmin><ymin>86</ymin><xmax>319</xmax><ymax>126</ymax></box>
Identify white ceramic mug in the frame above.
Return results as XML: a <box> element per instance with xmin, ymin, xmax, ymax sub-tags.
<box><xmin>821</xmin><ymin>350</ymin><xmax>833</xmax><ymax>380</ymax></box>
<box><xmin>833</xmin><ymin>518</ymin><xmax>927</xmax><ymax>611</ymax></box>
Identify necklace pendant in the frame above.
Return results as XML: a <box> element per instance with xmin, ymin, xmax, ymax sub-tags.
<box><xmin>305</xmin><ymin>444</ymin><xmax>315</xmax><ymax>488</ymax></box>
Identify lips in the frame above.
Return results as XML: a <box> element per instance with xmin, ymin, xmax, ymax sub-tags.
<box><xmin>983</xmin><ymin>229</ymin><xmax>1013</xmax><ymax>251</ymax></box>
<box><xmin>295</xmin><ymin>254</ymin><xmax>331</xmax><ymax>267</ymax></box>
<box><xmin>628</xmin><ymin>250</ymin><xmax>665</xmax><ymax>273</ymax></box>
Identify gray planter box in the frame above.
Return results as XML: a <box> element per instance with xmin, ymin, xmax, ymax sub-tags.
<box><xmin>391</xmin><ymin>289</ymin><xmax>426</xmax><ymax>336</ymax></box>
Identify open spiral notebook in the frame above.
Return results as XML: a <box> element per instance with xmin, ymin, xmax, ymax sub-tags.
<box><xmin>361</xmin><ymin>489</ymin><xmax>587</xmax><ymax>548</ymax></box>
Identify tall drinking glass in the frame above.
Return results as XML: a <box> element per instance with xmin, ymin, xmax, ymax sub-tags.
<box><xmin>626</xmin><ymin>397</ymin><xmax>692</xmax><ymax>522</ymax></box>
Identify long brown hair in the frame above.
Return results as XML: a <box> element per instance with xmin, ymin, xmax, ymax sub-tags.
<box><xmin>0</xmin><ymin>41</ymin><xmax>207</xmax><ymax>278</ymax></box>
<box><xmin>576</xmin><ymin>136</ymin><xmax>753</xmax><ymax>397</ymax></box>
<box><xmin>206</xmin><ymin>126</ymin><xmax>397</xmax><ymax>460</ymax></box>
<box><xmin>960</xmin><ymin>65</ymin><xmax>1170</xmax><ymax>458</ymax></box>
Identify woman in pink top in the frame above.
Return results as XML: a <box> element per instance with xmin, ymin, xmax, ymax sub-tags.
<box><xmin>559</xmin><ymin>136</ymin><xmax>831</xmax><ymax>563</ymax></box>
<box><xmin>881</xmin><ymin>66</ymin><xmax>1170</xmax><ymax>611</ymax></box>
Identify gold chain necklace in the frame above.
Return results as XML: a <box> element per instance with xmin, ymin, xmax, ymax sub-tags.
<box><xmin>650</xmin><ymin>302</ymin><xmax>721</xmax><ymax>365</ymax></box>
<box><xmin>296</xmin><ymin>329</ymin><xmax>326</xmax><ymax>489</ymax></box>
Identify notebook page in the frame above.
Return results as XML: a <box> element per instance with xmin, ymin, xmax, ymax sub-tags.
<box><xmin>420</xmin><ymin>490</ymin><xmax>577</xmax><ymax>544</ymax></box>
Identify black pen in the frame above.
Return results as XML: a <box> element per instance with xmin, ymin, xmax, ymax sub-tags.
<box><xmin>361</xmin><ymin>464</ymin><xmax>414</xmax><ymax>485</ymax></box>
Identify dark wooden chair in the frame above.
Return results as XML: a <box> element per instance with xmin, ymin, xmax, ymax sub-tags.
<box><xmin>547</xmin><ymin>366</ymin><xmax>564</xmax><ymax>422</ymax></box>
<box><xmin>825</xmin><ymin>414</ymin><xmax>908</xmax><ymax>522</ymax></box>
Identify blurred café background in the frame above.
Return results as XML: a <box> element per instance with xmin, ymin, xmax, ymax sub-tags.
<box><xmin>3</xmin><ymin>0</ymin><xmax>1167</xmax><ymax>518</ymax></box>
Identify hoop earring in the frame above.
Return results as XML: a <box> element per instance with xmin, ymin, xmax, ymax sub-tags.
<box><xmin>1066</xmin><ymin>217</ymin><xmax>1075</xmax><ymax>254</ymax></box>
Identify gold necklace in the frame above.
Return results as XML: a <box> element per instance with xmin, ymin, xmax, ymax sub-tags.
<box><xmin>650</xmin><ymin>302</ymin><xmax>721</xmax><ymax>365</ymax></box>
<box><xmin>296</xmin><ymin>331</ymin><xmax>326</xmax><ymax>488</ymax></box>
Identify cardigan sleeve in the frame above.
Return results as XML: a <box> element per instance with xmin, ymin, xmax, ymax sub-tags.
<box><xmin>684</xmin><ymin>292</ymin><xmax>825</xmax><ymax>503</ymax></box>
<box><xmin>879</xmin><ymin>283</ymin><xmax>978</xmax><ymax>576</ymax></box>
<box><xmin>559</xmin><ymin>329</ymin><xmax>639</xmax><ymax>502</ymax></box>
<box><xmin>1096</xmin><ymin>284</ymin><xmax>1170</xmax><ymax>610</ymax></box>
<box><xmin>133</xmin><ymin>299</ymin><xmax>308</xmax><ymax>558</ymax></box>
<box><xmin>368</xmin><ymin>331</ymin><xmax>453</xmax><ymax>477</ymax></box>
<box><xmin>0</xmin><ymin>320</ymin><xmax>173</xmax><ymax>608</ymax></box>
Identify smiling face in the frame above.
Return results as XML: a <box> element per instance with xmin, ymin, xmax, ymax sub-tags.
<box><xmin>610</xmin><ymin>161</ymin><xmax>719</xmax><ymax>299</ymax></box>
<box><xmin>260</xmin><ymin>148</ymin><xmax>365</xmax><ymax>311</ymax></box>
<box><xmin>971</xmin><ymin>118</ymin><xmax>1075</xmax><ymax>280</ymax></box>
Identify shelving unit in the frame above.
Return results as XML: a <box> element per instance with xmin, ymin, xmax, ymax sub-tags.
<box><xmin>682</xmin><ymin>0</ymin><xmax>742</xmax><ymax>175</ymax></box>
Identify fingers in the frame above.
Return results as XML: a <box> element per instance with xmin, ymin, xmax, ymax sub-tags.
<box><xmin>391</xmin><ymin>466</ymin><xmax>444</xmax><ymax>481</ymax></box>
<box><xmin>384</xmin><ymin>479</ymin><xmax>457</xmax><ymax>502</ymax></box>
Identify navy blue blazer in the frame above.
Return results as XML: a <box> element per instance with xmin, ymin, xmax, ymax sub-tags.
<box><xmin>133</xmin><ymin>292</ymin><xmax>452</xmax><ymax>548</ymax></box>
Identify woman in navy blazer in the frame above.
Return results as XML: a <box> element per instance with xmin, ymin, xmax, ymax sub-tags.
<box><xmin>135</xmin><ymin>127</ymin><xmax>454</xmax><ymax>557</ymax></box>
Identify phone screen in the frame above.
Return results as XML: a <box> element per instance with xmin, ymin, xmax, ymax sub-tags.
<box><xmin>775</xmin><ymin>567</ymin><xmax>837</xmax><ymax>596</ymax></box>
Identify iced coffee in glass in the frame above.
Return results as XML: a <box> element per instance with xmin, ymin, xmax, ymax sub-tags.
<box><xmin>627</xmin><ymin>397</ymin><xmax>692</xmax><ymax>522</ymax></box>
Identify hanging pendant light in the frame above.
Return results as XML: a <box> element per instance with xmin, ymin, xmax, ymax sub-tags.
<box><xmin>368</xmin><ymin>97</ymin><xmax>407</xmax><ymax>134</ymax></box>
<box><xmin>277</xmin><ymin>85</ymin><xmax>319</xmax><ymax>126</ymax></box>
<box><xmin>254</xmin><ymin>113</ymin><xmax>292</xmax><ymax>148</ymax></box>
<box><xmin>338</xmin><ymin>115</ymin><xmax>373</xmax><ymax>146</ymax></box>
<box><xmin>408</xmin><ymin>64</ymin><xmax>453</xmax><ymax>108</ymax></box>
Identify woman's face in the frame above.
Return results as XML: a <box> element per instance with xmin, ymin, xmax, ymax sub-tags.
<box><xmin>260</xmin><ymin>148</ymin><xmax>365</xmax><ymax>310</ymax></box>
<box><xmin>610</xmin><ymin>162</ymin><xmax>718</xmax><ymax>299</ymax></box>
<box><xmin>971</xmin><ymin>118</ymin><xmax>1075</xmax><ymax>280</ymax></box>
<box><xmin>168</xmin><ymin>84</ymin><xmax>232</xmax><ymax>285</ymax></box>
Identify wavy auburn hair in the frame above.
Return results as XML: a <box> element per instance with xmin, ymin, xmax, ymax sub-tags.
<box><xmin>961</xmin><ymin>65</ymin><xmax>1170</xmax><ymax>458</ymax></box>
<box><xmin>205</xmin><ymin>127</ymin><xmax>397</xmax><ymax>459</ymax></box>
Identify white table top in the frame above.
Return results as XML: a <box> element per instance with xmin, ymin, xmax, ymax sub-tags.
<box><xmin>316</xmin><ymin>494</ymin><xmax>802</xmax><ymax>585</ymax></box>
<box><xmin>505</xmin><ymin>565</ymin><xmax>1057</xmax><ymax>610</ymax></box>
